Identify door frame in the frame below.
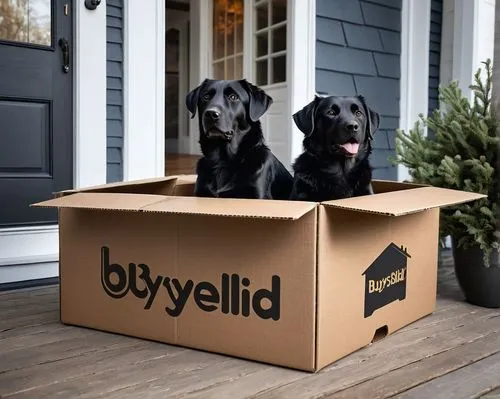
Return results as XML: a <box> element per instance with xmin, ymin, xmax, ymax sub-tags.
<box><xmin>185</xmin><ymin>0</ymin><xmax>316</xmax><ymax>164</ymax></box>
<box><xmin>165</xmin><ymin>8</ymin><xmax>190</xmax><ymax>155</ymax></box>
<box><xmin>0</xmin><ymin>0</ymin><xmax>107</xmax><ymax>285</ymax></box>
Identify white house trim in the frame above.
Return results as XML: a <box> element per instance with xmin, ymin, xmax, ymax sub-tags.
<box><xmin>398</xmin><ymin>0</ymin><xmax>431</xmax><ymax>182</ymax></box>
<box><xmin>123</xmin><ymin>0</ymin><xmax>166</xmax><ymax>180</ymax></box>
<box><xmin>187</xmin><ymin>0</ymin><xmax>210</xmax><ymax>156</ymax></box>
<box><xmin>0</xmin><ymin>225</ymin><xmax>59</xmax><ymax>284</ymax></box>
<box><xmin>451</xmin><ymin>0</ymin><xmax>496</xmax><ymax>99</ymax></box>
<box><xmin>74</xmin><ymin>0</ymin><xmax>108</xmax><ymax>188</ymax></box>
<box><xmin>0</xmin><ymin>262</ymin><xmax>59</xmax><ymax>285</ymax></box>
<box><xmin>289</xmin><ymin>0</ymin><xmax>316</xmax><ymax>166</ymax></box>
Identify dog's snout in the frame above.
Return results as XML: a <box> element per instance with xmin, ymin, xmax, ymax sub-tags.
<box><xmin>345</xmin><ymin>121</ymin><xmax>359</xmax><ymax>132</ymax></box>
<box><xmin>205</xmin><ymin>109</ymin><xmax>221</xmax><ymax>120</ymax></box>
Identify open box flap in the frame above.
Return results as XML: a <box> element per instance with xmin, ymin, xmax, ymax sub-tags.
<box><xmin>32</xmin><ymin>192</ymin><xmax>317</xmax><ymax>220</ymax></box>
<box><xmin>32</xmin><ymin>192</ymin><xmax>168</xmax><ymax>212</ymax></box>
<box><xmin>141</xmin><ymin>196</ymin><xmax>317</xmax><ymax>220</ymax></box>
<box><xmin>55</xmin><ymin>176</ymin><xmax>179</xmax><ymax>197</ymax></box>
<box><xmin>321</xmin><ymin>186</ymin><xmax>487</xmax><ymax>216</ymax></box>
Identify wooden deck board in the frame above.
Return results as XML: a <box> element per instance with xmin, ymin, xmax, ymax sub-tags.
<box><xmin>0</xmin><ymin>251</ymin><xmax>499</xmax><ymax>399</ymax></box>
<box><xmin>324</xmin><ymin>331</ymin><xmax>500</xmax><ymax>399</ymax></box>
<box><xmin>395</xmin><ymin>352</ymin><xmax>500</xmax><ymax>399</ymax></box>
<box><xmin>480</xmin><ymin>387</ymin><xmax>500</xmax><ymax>399</ymax></box>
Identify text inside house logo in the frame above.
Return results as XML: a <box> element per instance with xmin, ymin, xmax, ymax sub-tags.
<box><xmin>100</xmin><ymin>246</ymin><xmax>281</xmax><ymax>321</ymax></box>
<box><xmin>362</xmin><ymin>243</ymin><xmax>411</xmax><ymax>318</ymax></box>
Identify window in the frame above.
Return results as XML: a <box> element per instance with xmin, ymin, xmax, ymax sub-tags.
<box><xmin>212</xmin><ymin>0</ymin><xmax>244</xmax><ymax>80</ymax></box>
<box><xmin>0</xmin><ymin>0</ymin><xmax>51</xmax><ymax>46</ymax></box>
<box><xmin>254</xmin><ymin>0</ymin><xmax>286</xmax><ymax>86</ymax></box>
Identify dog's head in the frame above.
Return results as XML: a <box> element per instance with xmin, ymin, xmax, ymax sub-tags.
<box><xmin>185</xmin><ymin>78</ymin><xmax>273</xmax><ymax>142</ymax></box>
<box><xmin>293</xmin><ymin>95</ymin><xmax>380</xmax><ymax>159</ymax></box>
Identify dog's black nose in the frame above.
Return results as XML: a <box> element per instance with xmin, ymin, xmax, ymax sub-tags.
<box><xmin>206</xmin><ymin>109</ymin><xmax>220</xmax><ymax>120</ymax></box>
<box><xmin>345</xmin><ymin>121</ymin><xmax>359</xmax><ymax>132</ymax></box>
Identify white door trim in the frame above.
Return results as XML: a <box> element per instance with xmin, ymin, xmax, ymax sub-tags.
<box><xmin>165</xmin><ymin>10</ymin><xmax>190</xmax><ymax>155</ymax></box>
<box><xmin>0</xmin><ymin>1</ymin><xmax>108</xmax><ymax>284</ymax></box>
<box><xmin>289</xmin><ymin>0</ymin><xmax>316</xmax><ymax>167</ymax></box>
<box><xmin>398</xmin><ymin>0</ymin><xmax>431</xmax><ymax>182</ymax></box>
<box><xmin>187</xmin><ymin>0</ymin><xmax>210</xmax><ymax>156</ymax></box>
<box><xmin>0</xmin><ymin>225</ymin><xmax>59</xmax><ymax>284</ymax></box>
<box><xmin>123</xmin><ymin>0</ymin><xmax>166</xmax><ymax>180</ymax></box>
<box><xmin>74</xmin><ymin>0</ymin><xmax>108</xmax><ymax>189</ymax></box>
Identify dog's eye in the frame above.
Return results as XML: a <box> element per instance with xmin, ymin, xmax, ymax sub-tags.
<box><xmin>201</xmin><ymin>94</ymin><xmax>210</xmax><ymax>101</ymax></box>
<box><xmin>228</xmin><ymin>94</ymin><xmax>239</xmax><ymax>102</ymax></box>
<box><xmin>327</xmin><ymin>109</ymin><xmax>337</xmax><ymax>116</ymax></box>
<box><xmin>355</xmin><ymin>110</ymin><xmax>363</xmax><ymax>117</ymax></box>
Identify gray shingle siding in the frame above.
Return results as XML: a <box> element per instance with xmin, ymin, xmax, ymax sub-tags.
<box><xmin>106</xmin><ymin>0</ymin><xmax>124</xmax><ymax>183</ymax></box>
<box><xmin>428</xmin><ymin>0</ymin><xmax>443</xmax><ymax>119</ymax></box>
<box><xmin>315</xmin><ymin>0</ymin><xmax>401</xmax><ymax>181</ymax></box>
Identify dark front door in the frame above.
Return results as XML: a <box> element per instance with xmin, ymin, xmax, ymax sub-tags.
<box><xmin>0</xmin><ymin>0</ymin><xmax>73</xmax><ymax>227</ymax></box>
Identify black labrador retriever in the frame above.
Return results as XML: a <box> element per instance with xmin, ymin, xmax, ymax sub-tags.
<box><xmin>185</xmin><ymin>78</ymin><xmax>293</xmax><ymax>200</ymax></box>
<box><xmin>289</xmin><ymin>94</ymin><xmax>380</xmax><ymax>202</ymax></box>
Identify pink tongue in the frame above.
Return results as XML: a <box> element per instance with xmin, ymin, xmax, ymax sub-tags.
<box><xmin>340</xmin><ymin>142</ymin><xmax>360</xmax><ymax>154</ymax></box>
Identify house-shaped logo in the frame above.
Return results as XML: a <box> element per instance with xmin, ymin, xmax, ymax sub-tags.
<box><xmin>362</xmin><ymin>243</ymin><xmax>411</xmax><ymax>318</ymax></box>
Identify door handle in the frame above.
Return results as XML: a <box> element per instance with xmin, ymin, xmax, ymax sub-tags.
<box><xmin>58</xmin><ymin>38</ymin><xmax>70</xmax><ymax>73</ymax></box>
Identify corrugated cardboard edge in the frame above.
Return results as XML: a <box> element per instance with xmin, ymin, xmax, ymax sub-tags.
<box><xmin>31</xmin><ymin>192</ymin><xmax>317</xmax><ymax>221</ymax></box>
<box><xmin>313</xmin><ymin>204</ymin><xmax>321</xmax><ymax>372</ymax></box>
<box><xmin>54</xmin><ymin>176</ymin><xmax>179</xmax><ymax>197</ymax></box>
<box><xmin>321</xmin><ymin>186</ymin><xmax>487</xmax><ymax>217</ymax></box>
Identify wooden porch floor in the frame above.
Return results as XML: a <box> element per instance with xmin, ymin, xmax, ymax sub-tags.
<box><xmin>1</xmin><ymin>251</ymin><xmax>499</xmax><ymax>399</ymax></box>
<box><xmin>165</xmin><ymin>153</ymin><xmax>200</xmax><ymax>176</ymax></box>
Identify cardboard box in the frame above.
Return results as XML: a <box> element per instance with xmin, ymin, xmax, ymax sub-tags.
<box><xmin>32</xmin><ymin>175</ymin><xmax>485</xmax><ymax>372</ymax></box>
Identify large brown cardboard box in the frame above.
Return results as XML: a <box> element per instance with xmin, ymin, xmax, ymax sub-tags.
<box><xmin>32</xmin><ymin>175</ymin><xmax>485</xmax><ymax>372</ymax></box>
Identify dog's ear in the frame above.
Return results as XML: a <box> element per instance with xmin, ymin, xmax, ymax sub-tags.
<box><xmin>239</xmin><ymin>79</ymin><xmax>273</xmax><ymax>122</ymax></box>
<box><xmin>185</xmin><ymin>79</ymin><xmax>209</xmax><ymax>119</ymax></box>
<box><xmin>358</xmin><ymin>95</ymin><xmax>380</xmax><ymax>141</ymax></box>
<box><xmin>293</xmin><ymin>96</ymin><xmax>320</xmax><ymax>136</ymax></box>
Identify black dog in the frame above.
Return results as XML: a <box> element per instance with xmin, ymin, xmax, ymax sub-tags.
<box><xmin>185</xmin><ymin>78</ymin><xmax>293</xmax><ymax>200</ymax></box>
<box><xmin>289</xmin><ymin>95</ymin><xmax>380</xmax><ymax>202</ymax></box>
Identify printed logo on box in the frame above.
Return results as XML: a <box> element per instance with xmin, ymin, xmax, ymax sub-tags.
<box><xmin>362</xmin><ymin>243</ymin><xmax>411</xmax><ymax>318</ymax></box>
<box><xmin>100</xmin><ymin>246</ymin><xmax>281</xmax><ymax>321</ymax></box>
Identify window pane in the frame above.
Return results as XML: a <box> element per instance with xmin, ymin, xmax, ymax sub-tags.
<box><xmin>235</xmin><ymin>3</ymin><xmax>244</xmax><ymax>53</ymax></box>
<box><xmin>165</xmin><ymin>29</ymin><xmax>180</xmax><ymax>72</ymax></box>
<box><xmin>226</xmin><ymin>0</ymin><xmax>235</xmax><ymax>56</ymax></box>
<box><xmin>212</xmin><ymin>0</ymin><xmax>244</xmax><ymax>78</ymax></box>
<box><xmin>213</xmin><ymin>0</ymin><xmax>225</xmax><ymax>60</ymax></box>
<box><xmin>213</xmin><ymin>61</ymin><xmax>224</xmax><ymax>80</ymax></box>
<box><xmin>271</xmin><ymin>25</ymin><xmax>286</xmax><ymax>53</ymax></box>
<box><xmin>256</xmin><ymin>59</ymin><xmax>268</xmax><ymax>86</ymax></box>
<box><xmin>271</xmin><ymin>0</ymin><xmax>286</xmax><ymax>24</ymax></box>
<box><xmin>0</xmin><ymin>0</ymin><xmax>51</xmax><ymax>46</ymax></box>
<box><xmin>256</xmin><ymin>2</ymin><xmax>268</xmax><ymax>30</ymax></box>
<box><xmin>235</xmin><ymin>55</ymin><xmax>243</xmax><ymax>78</ymax></box>
<box><xmin>226</xmin><ymin>58</ymin><xmax>235</xmax><ymax>80</ymax></box>
<box><xmin>256</xmin><ymin>31</ymin><xmax>268</xmax><ymax>57</ymax></box>
<box><xmin>272</xmin><ymin>55</ymin><xmax>286</xmax><ymax>84</ymax></box>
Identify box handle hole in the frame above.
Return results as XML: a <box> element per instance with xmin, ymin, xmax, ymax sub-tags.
<box><xmin>371</xmin><ymin>325</ymin><xmax>388</xmax><ymax>343</ymax></box>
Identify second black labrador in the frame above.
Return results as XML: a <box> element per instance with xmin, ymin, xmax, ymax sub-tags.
<box><xmin>289</xmin><ymin>94</ymin><xmax>380</xmax><ymax>202</ymax></box>
<box><xmin>185</xmin><ymin>78</ymin><xmax>293</xmax><ymax>200</ymax></box>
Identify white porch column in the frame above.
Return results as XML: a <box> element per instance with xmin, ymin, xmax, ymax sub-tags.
<box><xmin>451</xmin><ymin>0</ymin><xmax>496</xmax><ymax>99</ymax></box>
<box><xmin>493</xmin><ymin>0</ymin><xmax>500</xmax><ymax>107</ymax></box>
<box><xmin>398</xmin><ymin>0</ymin><xmax>431</xmax><ymax>182</ymax></box>
<box><xmin>289</xmin><ymin>0</ymin><xmax>316</xmax><ymax>167</ymax></box>
<box><xmin>123</xmin><ymin>0</ymin><xmax>165</xmax><ymax>180</ymax></box>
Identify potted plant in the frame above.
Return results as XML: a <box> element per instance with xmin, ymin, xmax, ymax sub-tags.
<box><xmin>392</xmin><ymin>59</ymin><xmax>500</xmax><ymax>308</ymax></box>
